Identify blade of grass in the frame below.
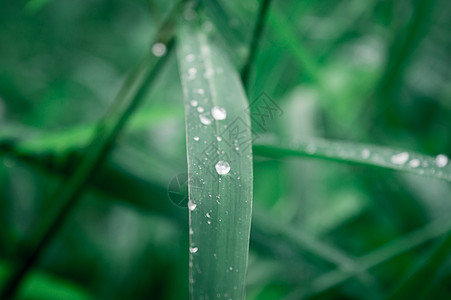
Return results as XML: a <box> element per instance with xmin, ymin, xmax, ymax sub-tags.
<box><xmin>0</xmin><ymin>1</ymin><xmax>185</xmax><ymax>297</ymax></box>
<box><xmin>240</xmin><ymin>0</ymin><xmax>272</xmax><ymax>89</ymax></box>
<box><xmin>283</xmin><ymin>217</ymin><xmax>451</xmax><ymax>300</ymax></box>
<box><xmin>252</xmin><ymin>207</ymin><xmax>382</xmax><ymax>297</ymax></box>
<box><xmin>253</xmin><ymin>136</ymin><xmax>451</xmax><ymax>182</ymax></box>
<box><xmin>387</xmin><ymin>231</ymin><xmax>451</xmax><ymax>300</ymax></box>
<box><xmin>176</xmin><ymin>20</ymin><xmax>253</xmax><ymax>299</ymax></box>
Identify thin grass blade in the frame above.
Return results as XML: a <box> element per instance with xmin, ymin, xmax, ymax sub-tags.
<box><xmin>253</xmin><ymin>137</ymin><xmax>451</xmax><ymax>182</ymax></box>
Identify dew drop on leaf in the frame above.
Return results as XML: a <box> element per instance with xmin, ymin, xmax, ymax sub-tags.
<box><xmin>151</xmin><ymin>42</ymin><xmax>166</xmax><ymax>57</ymax></box>
<box><xmin>436</xmin><ymin>154</ymin><xmax>448</xmax><ymax>168</ymax></box>
<box><xmin>188</xmin><ymin>67</ymin><xmax>197</xmax><ymax>75</ymax></box>
<box><xmin>215</xmin><ymin>161</ymin><xmax>231</xmax><ymax>175</ymax></box>
<box><xmin>408</xmin><ymin>158</ymin><xmax>420</xmax><ymax>168</ymax></box>
<box><xmin>193</xmin><ymin>136</ymin><xmax>200</xmax><ymax>141</ymax></box>
<box><xmin>188</xmin><ymin>200</ymin><xmax>197</xmax><ymax>211</ymax></box>
<box><xmin>391</xmin><ymin>152</ymin><xmax>409</xmax><ymax>165</ymax></box>
<box><xmin>211</xmin><ymin>106</ymin><xmax>227</xmax><ymax>120</ymax></box>
<box><xmin>361</xmin><ymin>149</ymin><xmax>370</xmax><ymax>159</ymax></box>
<box><xmin>186</xmin><ymin>54</ymin><xmax>195</xmax><ymax>62</ymax></box>
<box><xmin>190</xmin><ymin>100</ymin><xmax>198</xmax><ymax>107</ymax></box>
<box><xmin>200</xmin><ymin>115</ymin><xmax>212</xmax><ymax>125</ymax></box>
<box><xmin>189</xmin><ymin>247</ymin><xmax>198</xmax><ymax>254</ymax></box>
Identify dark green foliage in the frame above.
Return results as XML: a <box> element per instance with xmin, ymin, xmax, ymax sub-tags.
<box><xmin>0</xmin><ymin>0</ymin><xmax>450</xmax><ymax>299</ymax></box>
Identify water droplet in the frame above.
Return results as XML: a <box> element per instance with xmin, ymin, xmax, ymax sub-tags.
<box><xmin>408</xmin><ymin>159</ymin><xmax>420</xmax><ymax>168</ymax></box>
<box><xmin>211</xmin><ymin>106</ymin><xmax>227</xmax><ymax>120</ymax></box>
<box><xmin>306</xmin><ymin>144</ymin><xmax>316</xmax><ymax>154</ymax></box>
<box><xmin>216</xmin><ymin>136</ymin><xmax>222</xmax><ymax>141</ymax></box>
<box><xmin>436</xmin><ymin>154</ymin><xmax>448</xmax><ymax>168</ymax></box>
<box><xmin>151</xmin><ymin>43</ymin><xmax>167</xmax><ymax>57</ymax></box>
<box><xmin>186</xmin><ymin>54</ymin><xmax>195</xmax><ymax>62</ymax></box>
<box><xmin>190</xmin><ymin>100</ymin><xmax>198</xmax><ymax>107</ymax></box>
<box><xmin>188</xmin><ymin>67</ymin><xmax>197</xmax><ymax>75</ymax></box>
<box><xmin>200</xmin><ymin>115</ymin><xmax>212</xmax><ymax>125</ymax></box>
<box><xmin>361</xmin><ymin>149</ymin><xmax>370</xmax><ymax>159</ymax></box>
<box><xmin>189</xmin><ymin>228</ymin><xmax>194</xmax><ymax>235</ymax></box>
<box><xmin>197</xmin><ymin>106</ymin><xmax>204</xmax><ymax>113</ymax></box>
<box><xmin>188</xmin><ymin>200</ymin><xmax>197</xmax><ymax>211</ymax></box>
<box><xmin>207</xmin><ymin>220</ymin><xmax>211</xmax><ymax>224</ymax></box>
<box><xmin>197</xmin><ymin>89</ymin><xmax>205</xmax><ymax>95</ymax></box>
<box><xmin>206</xmin><ymin>212</ymin><xmax>211</xmax><ymax>218</ymax></box>
<box><xmin>215</xmin><ymin>161</ymin><xmax>231</xmax><ymax>175</ymax></box>
<box><xmin>189</xmin><ymin>247</ymin><xmax>198</xmax><ymax>253</ymax></box>
<box><xmin>391</xmin><ymin>152</ymin><xmax>409</xmax><ymax>165</ymax></box>
<box><xmin>193</xmin><ymin>136</ymin><xmax>200</xmax><ymax>141</ymax></box>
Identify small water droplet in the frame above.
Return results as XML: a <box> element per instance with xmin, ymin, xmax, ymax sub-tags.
<box><xmin>197</xmin><ymin>106</ymin><xmax>204</xmax><ymax>113</ymax></box>
<box><xmin>207</xmin><ymin>220</ymin><xmax>211</xmax><ymax>224</ymax></box>
<box><xmin>200</xmin><ymin>115</ymin><xmax>212</xmax><ymax>125</ymax></box>
<box><xmin>206</xmin><ymin>212</ymin><xmax>211</xmax><ymax>218</ymax></box>
<box><xmin>197</xmin><ymin>89</ymin><xmax>205</xmax><ymax>95</ymax></box>
<box><xmin>189</xmin><ymin>247</ymin><xmax>198</xmax><ymax>254</ymax></box>
<box><xmin>151</xmin><ymin>43</ymin><xmax>166</xmax><ymax>57</ymax></box>
<box><xmin>186</xmin><ymin>54</ymin><xmax>195</xmax><ymax>62</ymax></box>
<box><xmin>215</xmin><ymin>161</ymin><xmax>231</xmax><ymax>175</ymax></box>
<box><xmin>188</xmin><ymin>67</ymin><xmax>197</xmax><ymax>75</ymax></box>
<box><xmin>306</xmin><ymin>144</ymin><xmax>316</xmax><ymax>154</ymax></box>
<box><xmin>436</xmin><ymin>154</ymin><xmax>448</xmax><ymax>168</ymax></box>
<box><xmin>189</xmin><ymin>228</ymin><xmax>194</xmax><ymax>235</ymax></box>
<box><xmin>391</xmin><ymin>152</ymin><xmax>409</xmax><ymax>165</ymax></box>
<box><xmin>361</xmin><ymin>149</ymin><xmax>370</xmax><ymax>159</ymax></box>
<box><xmin>408</xmin><ymin>159</ymin><xmax>420</xmax><ymax>168</ymax></box>
<box><xmin>216</xmin><ymin>136</ymin><xmax>222</xmax><ymax>141</ymax></box>
<box><xmin>193</xmin><ymin>136</ymin><xmax>200</xmax><ymax>141</ymax></box>
<box><xmin>188</xmin><ymin>200</ymin><xmax>197</xmax><ymax>211</ymax></box>
<box><xmin>211</xmin><ymin>106</ymin><xmax>227</xmax><ymax>120</ymax></box>
<box><xmin>190</xmin><ymin>100</ymin><xmax>198</xmax><ymax>107</ymax></box>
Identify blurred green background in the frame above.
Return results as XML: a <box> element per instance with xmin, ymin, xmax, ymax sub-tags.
<box><xmin>0</xmin><ymin>0</ymin><xmax>450</xmax><ymax>299</ymax></box>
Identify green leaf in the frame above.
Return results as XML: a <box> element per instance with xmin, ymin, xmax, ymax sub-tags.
<box><xmin>252</xmin><ymin>207</ymin><xmax>381</xmax><ymax>295</ymax></box>
<box><xmin>388</xmin><ymin>231</ymin><xmax>451</xmax><ymax>300</ymax></box>
<box><xmin>0</xmin><ymin>261</ymin><xmax>93</xmax><ymax>300</ymax></box>
<box><xmin>176</xmin><ymin>21</ymin><xmax>253</xmax><ymax>299</ymax></box>
<box><xmin>283</xmin><ymin>217</ymin><xmax>451</xmax><ymax>299</ymax></box>
<box><xmin>253</xmin><ymin>136</ymin><xmax>451</xmax><ymax>182</ymax></box>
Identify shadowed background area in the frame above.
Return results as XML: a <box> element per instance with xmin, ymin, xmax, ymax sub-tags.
<box><xmin>0</xmin><ymin>0</ymin><xmax>451</xmax><ymax>299</ymax></box>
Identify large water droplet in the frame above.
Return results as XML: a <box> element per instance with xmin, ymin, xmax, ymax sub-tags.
<box><xmin>200</xmin><ymin>115</ymin><xmax>212</xmax><ymax>125</ymax></box>
<box><xmin>436</xmin><ymin>154</ymin><xmax>448</xmax><ymax>168</ymax></box>
<box><xmin>189</xmin><ymin>247</ymin><xmax>198</xmax><ymax>254</ymax></box>
<box><xmin>188</xmin><ymin>200</ymin><xmax>197</xmax><ymax>211</ymax></box>
<box><xmin>152</xmin><ymin>43</ymin><xmax>167</xmax><ymax>57</ymax></box>
<box><xmin>215</xmin><ymin>161</ymin><xmax>231</xmax><ymax>175</ymax></box>
<box><xmin>391</xmin><ymin>152</ymin><xmax>409</xmax><ymax>165</ymax></box>
<box><xmin>211</xmin><ymin>106</ymin><xmax>227</xmax><ymax>120</ymax></box>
